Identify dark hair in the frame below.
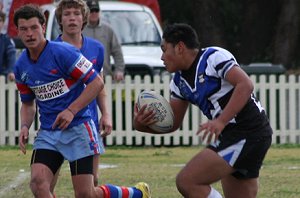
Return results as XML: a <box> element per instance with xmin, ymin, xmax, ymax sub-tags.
<box><xmin>0</xmin><ymin>10</ymin><xmax>6</xmax><ymax>22</ymax></box>
<box><xmin>162</xmin><ymin>23</ymin><xmax>200</xmax><ymax>49</ymax></box>
<box><xmin>13</xmin><ymin>4</ymin><xmax>46</xmax><ymax>27</ymax></box>
<box><xmin>55</xmin><ymin>0</ymin><xmax>90</xmax><ymax>31</ymax></box>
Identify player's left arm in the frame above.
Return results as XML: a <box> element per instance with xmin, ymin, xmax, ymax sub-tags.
<box><xmin>97</xmin><ymin>72</ymin><xmax>112</xmax><ymax>137</ymax></box>
<box><xmin>217</xmin><ymin>65</ymin><xmax>253</xmax><ymax>125</ymax></box>
<box><xmin>198</xmin><ymin>65</ymin><xmax>253</xmax><ymax>142</ymax></box>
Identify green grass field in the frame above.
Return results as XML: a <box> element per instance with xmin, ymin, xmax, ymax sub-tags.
<box><xmin>0</xmin><ymin>145</ymin><xmax>300</xmax><ymax>198</ymax></box>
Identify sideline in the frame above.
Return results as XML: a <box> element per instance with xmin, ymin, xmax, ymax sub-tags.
<box><xmin>0</xmin><ymin>171</ymin><xmax>30</xmax><ymax>197</ymax></box>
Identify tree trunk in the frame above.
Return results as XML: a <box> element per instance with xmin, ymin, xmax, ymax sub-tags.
<box><xmin>191</xmin><ymin>0</ymin><xmax>226</xmax><ymax>48</ymax></box>
<box><xmin>272</xmin><ymin>0</ymin><xmax>300</xmax><ymax>69</ymax></box>
<box><xmin>238</xmin><ymin>0</ymin><xmax>281</xmax><ymax>64</ymax></box>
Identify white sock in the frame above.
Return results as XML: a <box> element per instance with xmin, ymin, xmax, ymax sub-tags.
<box><xmin>207</xmin><ymin>187</ymin><xmax>222</xmax><ymax>198</ymax></box>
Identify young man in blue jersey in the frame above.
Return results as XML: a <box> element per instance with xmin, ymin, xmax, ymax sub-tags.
<box><xmin>14</xmin><ymin>4</ymin><xmax>150</xmax><ymax>198</ymax></box>
<box><xmin>54</xmin><ymin>0</ymin><xmax>111</xmax><ymax>188</ymax></box>
<box><xmin>134</xmin><ymin>23</ymin><xmax>273</xmax><ymax>198</ymax></box>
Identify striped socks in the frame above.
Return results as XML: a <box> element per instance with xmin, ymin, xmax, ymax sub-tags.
<box><xmin>99</xmin><ymin>184</ymin><xmax>142</xmax><ymax>198</ymax></box>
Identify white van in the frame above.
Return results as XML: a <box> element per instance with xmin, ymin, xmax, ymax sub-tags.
<box><xmin>41</xmin><ymin>1</ymin><xmax>167</xmax><ymax>78</ymax></box>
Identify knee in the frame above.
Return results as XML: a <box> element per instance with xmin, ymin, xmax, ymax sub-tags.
<box><xmin>176</xmin><ymin>171</ymin><xmax>209</xmax><ymax>197</ymax></box>
<box><xmin>30</xmin><ymin>177</ymin><xmax>49</xmax><ymax>196</ymax></box>
<box><xmin>176</xmin><ymin>171</ymin><xmax>190</xmax><ymax>196</ymax></box>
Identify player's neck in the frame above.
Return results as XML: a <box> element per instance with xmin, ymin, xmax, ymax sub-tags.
<box><xmin>61</xmin><ymin>33</ymin><xmax>83</xmax><ymax>49</ymax></box>
<box><xmin>28</xmin><ymin>39</ymin><xmax>47</xmax><ymax>62</ymax></box>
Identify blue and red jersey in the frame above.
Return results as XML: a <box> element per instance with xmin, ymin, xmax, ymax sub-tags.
<box><xmin>14</xmin><ymin>41</ymin><xmax>98</xmax><ymax>130</ymax></box>
<box><xmin>55</xmin><ymin>35</ymin><xmax>105</xmax><ymax>132</ymax></box>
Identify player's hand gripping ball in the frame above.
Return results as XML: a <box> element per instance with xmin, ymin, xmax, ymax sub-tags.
<box><xmin>137</xmin><ymin>90</ymin><xmax>174</xmax><ymax>133</ymax></box>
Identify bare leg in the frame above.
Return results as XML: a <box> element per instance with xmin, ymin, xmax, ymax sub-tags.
<box><xmin>72</xmin><ymin>174</ymin><xmax>104</xmax><ymax>198</ymax></box>
<box><xmin>93</xmin><ymin>154</ymin><xmax>100</xmax><ymax>186</ymax></box>
<box><xmin>221</xmin><ymin>175</ymin><xmax>258</xmax><ymax>198</ymax></box>
<box><xmin>176</xmin><ymin>148</ymin><xmax>234</xmax><ymax>198</ymax></box>
<box><xmin>50</xmin><ymin>166</ymin><xmax>61</xmax><ymax>194</ymax></box>
<box><xmin>30</xmin><ymin>163</ymin><xmax>54</xmax><ymax>198</ymax></box>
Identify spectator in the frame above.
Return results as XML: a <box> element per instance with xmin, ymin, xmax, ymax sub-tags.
<box><xmin>83</xmin><ymin>0</ymin><xmax>125</xmax><ymax>82</ymax></box>
<box><xmin>0</xmin><ymin>10</ymin><xmax>15</xmax><ymax>81</ymax></box>
<box><xmin>120</xmin><ymin>0</ymin><xmax>161</xmax><ymax>23</ymax></box>
<box><xmin>7</xmin><ymin>0</ymin><xmax>53</xmax><ymax>38</ymax></box>
<box><xmin>0</xmin><ymin>0</ymin><xmax>13</xmax><ymax>34</ymax></box>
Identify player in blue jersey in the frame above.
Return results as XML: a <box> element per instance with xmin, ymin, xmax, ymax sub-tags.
<box><xmin>14</xmin><ymin>4</ymin><xmax>150</xmax><ymax>198</ymax></box>
<box><xmin>54</xmin><ymin>0</ymin><xmax>111</xmax><ymax>188</ymax></box>
<box><xmin>134</xmin><ymin>23</ymin><xmax>273</xmax><ymax>198</ymax></box>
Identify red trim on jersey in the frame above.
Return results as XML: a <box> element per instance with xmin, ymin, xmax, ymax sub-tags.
<box><xmin>16</xmin><ymin>83</ymin><xmax>33</xmax><ymax>95</ymax></box>
<box><xmin>70</xmin><ymin>67</ymin><xmax>84</xmax><ymax>80</ymax></box>
<box><xmin>65</xmin><ymin>78</ymin><xmax>77</xmax><ymax>88</ymax></box>
<box><xmin>82</xmin><ymin>69</ymin><xmax>95</xmax><ymax>83</ymax></box>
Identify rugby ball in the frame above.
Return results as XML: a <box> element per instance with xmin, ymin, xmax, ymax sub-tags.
<box><xmin>137</xmin><ymin>90</ymin><xmax>174</xmax><ymax>133</ymax></box>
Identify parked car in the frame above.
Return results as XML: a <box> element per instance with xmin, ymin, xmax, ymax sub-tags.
<box><xmin>240</xmin><ymin>63</ymin><xmax>285</xmax><ymax>75</ymax></box>
<box><xmin>41</xmin><ymin>1</ymin><xmax>167</xmax><ymax>78</ymax></box>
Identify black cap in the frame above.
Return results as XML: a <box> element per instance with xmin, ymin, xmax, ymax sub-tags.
<box><xmin>87</xmin><ymin>0</ymin><xmax>100</xmax><ymax>11</ymax></box>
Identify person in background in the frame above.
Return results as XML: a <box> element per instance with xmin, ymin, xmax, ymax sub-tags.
<box><xmin>83</xmin><ymin>0</ymin><xmax>125</xmax><ymax>82</ymax></box>
<box><xmin>134</xmin><ymin>23</ymin><xmax>272</xmax><ymax>198</ymax></box>
<box><xmin>7</xmin><ymin>0</ymin><xmax>53</xmax><ymax>38</ymax></box>
<box><xmin>120</xmin><ymin>0</ymin><xmax>161</xmax><ymax>23</ymax></box>
<box><xmin>0</xmin><ymin>0</ymin><xmax>13</xmax><ymax>34</ymax></box>
<box><xmin>0</xmin><ymin>10</ymin><xmax>15</xmax><ymax>81</ymax></box>
<box><xmin>53</xmin><ymin>0</ymin><xmax>111</xmax><ymax>188</ymax></box>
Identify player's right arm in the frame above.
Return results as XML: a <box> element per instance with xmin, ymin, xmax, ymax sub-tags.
<box><xmin>169</xmin><ymin>97</ymin><xmax>189</xmax><ymax>130</ymax></box>
<box><xmin>19</xmin><ymin>100</ymin><xmax>36</xmax><ymax>154</ymax></box>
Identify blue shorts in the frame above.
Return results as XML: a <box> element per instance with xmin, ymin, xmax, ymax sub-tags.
<box><xmin>34</xmin><ymin>119</ymin><xmax>105</xmax><ymax>162</ymax></box>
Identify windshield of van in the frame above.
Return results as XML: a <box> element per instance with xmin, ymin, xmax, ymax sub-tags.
<box><xmin>102</xmin><ymin>11</ymin><xmax>161</xmax><ymax>45</ymax></box>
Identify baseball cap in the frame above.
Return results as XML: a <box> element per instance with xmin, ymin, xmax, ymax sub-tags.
<box><xmin>86</xmin><ymin>0</ymin><xmax>100</xmax><ymax>11</ymax></box>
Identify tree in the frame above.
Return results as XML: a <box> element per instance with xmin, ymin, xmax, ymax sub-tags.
<box><xmin>158</xmin><ymin>0</ymin><xmax>300</xmax><ymax>70</ymax></box>
<box><xmin>272</xmin><ymin>0</ymin><xmax>300</xmax><ymax>69</ymax></box>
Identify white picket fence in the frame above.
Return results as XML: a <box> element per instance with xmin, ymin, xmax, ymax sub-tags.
<box><xmin>1</xmin><ymin>74</ymin><xmax>300</xmax><ymax>146</ymax></box>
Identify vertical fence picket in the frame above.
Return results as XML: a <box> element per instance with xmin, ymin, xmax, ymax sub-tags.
<box><xmin>133</xmin><ymin>75</ymin><xmax>143</xmax><ymax>145</ymax></box>
<box><xmin>269</xmin><ymin>75</ymin><xmax>278</xmax><ymax>144</ymax></box>
<box><xmin>125</xmin><ymin>75</ymin><xmax>133</xmax><ymax>145</ymax></box>
<box><xmin>288</xmin><ymin>75</ymin><xmax>297</xmax><ymax>143</ymax></box>
<box><xmin>8</xmin><ymin>83</ymin><xmax>16</xmax><ymax>145</ymax></box>
<box><xmin>0</xmin><ymin>77</ymin><xmax>6</xmax><ymax>145</ymax></box>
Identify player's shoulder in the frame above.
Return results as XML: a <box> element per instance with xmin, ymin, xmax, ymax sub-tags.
<box><xmin>48</xmin><ymin>40</ymin><xmax>80</xmax><ymax>54</ymax></box>
<box><xmin>203</xmin><ymin>46</ymin><xmax>234</xmax><ymax>57</ymax></box>
<box><xmin>83</xmin><ymin>36</ymin><xmax>104</xmax><ymax>50</ymax></box>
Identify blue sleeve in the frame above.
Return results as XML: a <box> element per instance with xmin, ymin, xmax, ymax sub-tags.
<box><xmin>55</xmin><ymin>43</ymin><xmax>97</xmax><ymax>84</ymax></box>
<box><xmin>97</xmin><ymin>43</ymin><xmax>105</xmax><ymax>73</ymax></box>
<box><xmin>4</xmin><ymin>35</ymin><xmax>16</xmax><ymax>73</ymax></box>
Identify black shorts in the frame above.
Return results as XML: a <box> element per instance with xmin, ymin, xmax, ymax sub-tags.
<box><xmin>31</xmin><ymin>149</ymin><xmax>93</xmax><ymax>176</ymax></box>
<box><xmin>207</xmin><ymin>125</ymin><xmax>272</xmax><ymax>179</ymax></box>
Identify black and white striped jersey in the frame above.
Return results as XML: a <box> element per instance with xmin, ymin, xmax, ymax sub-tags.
<box><xmin>170</xmin><ymin>47</ymin><xmax>270</xmax><ymax>131</ymax></box>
